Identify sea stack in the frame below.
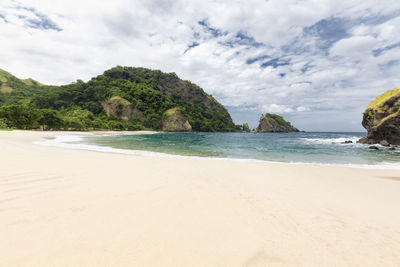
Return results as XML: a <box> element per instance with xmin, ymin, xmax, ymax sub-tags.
<box><xmin>242</xmin><ymin>123</ymin><xmax>250</xmax><ymax>132</ymax></box>
<box><xmin>357</xmin><ymin>88</ymin><xmax>400</xmax><ymax>145</ymax></box>
<box><xmin>256</xmin><ymin>113</ymin><xmax>299</xmax><ymax>132</ymax></box>
<box><xmin>162</xmin><ymin>108</ymin><xmax>192</xmax><ymax>132</ymax></box>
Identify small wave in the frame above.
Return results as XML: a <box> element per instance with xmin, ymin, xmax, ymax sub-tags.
<box><xmin>34</xmin><ymin>134</ymin><xmax>400</xmax><ymax>170</ymax></box>
<box><xmin>301</xmin><ymin>136</ymin><xmax>361</xmax><ymax>145</ymax></box>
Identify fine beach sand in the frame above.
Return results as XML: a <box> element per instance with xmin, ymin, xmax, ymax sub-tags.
<box><xmin>1</xmin><ymin>131</ymin><xmax>400</xmax><ymax>266</ymax></box>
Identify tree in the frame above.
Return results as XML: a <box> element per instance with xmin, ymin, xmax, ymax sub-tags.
<box><xmin>39</xmin><ymin>109</ymin><xmax>64</xmax><ymax>130</ymax></box>
<box><xmin>0</xmin><ymin>105</ymin><xmax>41</xmax><ymax>129</ymax></box>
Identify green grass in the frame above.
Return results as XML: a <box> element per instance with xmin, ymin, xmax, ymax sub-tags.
<box><xmin>0</xmin><ymin>84</ymin><xmax>13</xmax><ymax>93</ymax></box>
<box><xmin>262</xmin><ymin>113</ymin><xmax>293</xmax><ymax>127</ymax></box>
<box><xmin>109</xmin><ymin>96</ymin><xmax>131</xmax><ymax>105</ymax></box>
<box><xmin>164</xmin><ymin>107</ymin><xmax>181</xmax><ymax>116</ymax></box>
<box><xmin>0</xmin><ymin>68</ymin><xmax>12</xmax><ymax>82</ymax></box>
<box><xmin>367</xmin><ymin>88</ymin><xmax>400</xmax><ymax>110</ymax></box>
<box><xmin>0</xmin><ymin>68</ymin><xmax>13</xmax><ymax>92</ymax></box>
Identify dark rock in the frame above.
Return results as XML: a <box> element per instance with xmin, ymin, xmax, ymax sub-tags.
<box><xmin>380</xmin><ymin>140</ymin><xmax>390</xmax><ymax>146</ymax></box>
<box><xmin>357</xmin><ymin>137</ymin><xmax>369</xmax><ymax>144</ymax></box>
<box><xmin>369</xmin><ymin>146</ymin><xmax>379</xmax><ymax>150</ymax></box>
<box><xmin>343</xmin><ymin>140</ymin><xmax>353</xmax><ymax>144</ymax></box>
<box><xmin>388</xmin><ymin>147</ymin><xmax>396</xmax><ymax>150</ymax></box>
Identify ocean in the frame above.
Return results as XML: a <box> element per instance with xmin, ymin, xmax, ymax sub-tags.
<box><xmin>39</xmin><ymin>132</ymin><xmax>400</xmax><ymax>169</ymax></box>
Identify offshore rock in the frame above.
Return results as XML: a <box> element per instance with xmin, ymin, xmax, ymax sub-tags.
<box><xmin>256</xmin><ymin>113</ymin><xmax>299</xmax><ymax>132</ymax></box>
<box><xmin>162</xmin><ymin>108</ymin><xmax>192</xmax><ymax>132</ymax></box>
<box><xmin>358</xmin><ymin>88</ymin><xmax>400</xmax><ymax>145</ymax></box>
<box><xmin>242</xmin><ymin>123</ymin><xmax>250</xmax><ymax>132</ymax></box>
<box><xmin>380</xmin><ymin>140</ymin><xmax>390</xmax><ymax>146</ymax></box>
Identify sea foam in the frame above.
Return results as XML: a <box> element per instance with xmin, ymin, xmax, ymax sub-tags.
<box><xmin>34</xmin><ymin>134</ymin><xmax>400</xmax><ymax>170</ymax></box>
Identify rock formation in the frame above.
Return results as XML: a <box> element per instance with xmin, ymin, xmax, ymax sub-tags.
<box><xmin>162</xmin><ymin>108</ymin><xmax>192</xmax><ymax>132</ymax></box>
<box><xmin>256</xmin><ymin>113</ymin><xmax>299</xmax><ymax>132</ymax></box>
<box><xmin>242</xmin><ymin>123</ymin><xmax>250</xmax><ymax>132</ymax></box>
<box><xmin>101</xmin><ymin>96</ymin><xmax>145</xmax><ymax>122</ymax></box>
<box><xmin>357</xmin><ymin>88</ymin><xmax>400</xmax><ymax>145</ymax></box>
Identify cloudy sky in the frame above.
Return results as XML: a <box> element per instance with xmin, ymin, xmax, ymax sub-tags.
<box><xmin>1</xmin><ymin>0</ymin><xmax>400</xmax><ymax>131</ymax></box>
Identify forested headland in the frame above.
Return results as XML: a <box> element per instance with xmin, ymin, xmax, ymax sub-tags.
<box><xmin>0</xmin><ymin>67</ymin><xmax>239</xmax><ymax>131</ymax></box>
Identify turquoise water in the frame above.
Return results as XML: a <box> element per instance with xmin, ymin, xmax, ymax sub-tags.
<box><xmin>81</xmin><ymin>132</ymin><xmax>400</xmax><ymax>167</ymax></box>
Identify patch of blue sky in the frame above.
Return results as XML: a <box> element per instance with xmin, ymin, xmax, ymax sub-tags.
<box><xmin>260</xmin><ymin>58</ymin><xmax>290</xmax><ymax>68</ymax></box>
<box><xmin>222</xmin><ymin>32</ymin><xmax>264</xmax><ymax>48</ymax></box>
<box><xmin>16</xmin><ymin>5</ymin><xmax>62</xmax><ymax>31</ymax></box>
<box><xmin>246</xmin><ymin>55</ymin><xmax>269</xmax><ymax>65</ymax></box>
<box><xmin>373</xmin><ymin>42</ymin><xmax>400</xmax><ymax>56</ymax></box>
<box><xmin>198</xmin><ymin>19</ymin><xmax>226</xmax><ymax>37</ymax></box>
<box><xmin>184</xmin><ymin>42</ymin><xmax>200</xmax><ymax>54</ymax></box>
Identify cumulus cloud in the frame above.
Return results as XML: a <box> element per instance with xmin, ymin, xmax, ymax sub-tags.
<box><xmin>1</xmin><ymin>0</ymin><xmax>400</xmax><ymax>131</ymax></box>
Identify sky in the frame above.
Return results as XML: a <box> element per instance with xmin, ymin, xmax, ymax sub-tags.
<box><xmin>1</xmin><ymin>0</ymin><xmax>400</xmax><ymax>131</ymax></box>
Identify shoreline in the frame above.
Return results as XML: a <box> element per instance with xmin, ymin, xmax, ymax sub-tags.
<box><xmin>34</xmin><ymin>130</ymin><xmax>400</xmax><ymax>170</ymax></box>
<box><xmin>1</xmin><ymin>130</ymin><xmax>400</xmax><ymax>266</ymax></box>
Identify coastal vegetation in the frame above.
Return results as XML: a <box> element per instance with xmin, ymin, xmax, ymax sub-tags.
<box><xmin>0</xmin><ymin>67</ymin><xmax>239</xmax><ymax>131</ymax></box>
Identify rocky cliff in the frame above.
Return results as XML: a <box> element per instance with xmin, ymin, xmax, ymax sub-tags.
<box><xmin>101</xmin><ymin>96</ymin><xmax>145</xmax><ymax>122</ymax></box>
<box><xmin>358</xmin><ymin>88</ymin><xmax>400</xmax><ymax>145</ymax></box>
<box><xmin>256</xmin><ymin>113</ymin><xmax>299</xmax><ymax>132</ymax></box>
<box><xmin>162</xmin><ymin>108</ymin><xmax>192</xmax><ymax>132</ymax></box>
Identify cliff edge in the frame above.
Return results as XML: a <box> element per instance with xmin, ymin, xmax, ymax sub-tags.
<box><xmin>358</xmin><ymin>88</ymin><xmax>400</xmax><ymax>145</ymax></box>
<box><xmin>162</xmin><ymin>108</ymin><xmax>192</xmax><ymax>132</ymax></box>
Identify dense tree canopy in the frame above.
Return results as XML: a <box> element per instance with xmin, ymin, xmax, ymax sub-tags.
<box><xmin>0</xmin><ymin>66</ymin><xmax>239</xmax><ymax>131</ymax></box>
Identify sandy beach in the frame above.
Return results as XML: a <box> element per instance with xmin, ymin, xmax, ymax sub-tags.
<box><xmin>1</xmin><ymin>130</ymin><xmax>400</xmax><ymax>266</ymax></box>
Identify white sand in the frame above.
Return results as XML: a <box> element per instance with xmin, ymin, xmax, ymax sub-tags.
<box><xmin>1</xmin><ymin>130</ymin><xmax>400</xmax><ymax>266</ymax></box>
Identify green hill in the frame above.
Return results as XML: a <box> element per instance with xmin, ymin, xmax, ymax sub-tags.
<box><xmin>0</xmin><ymin>66</ymin><xmax>237</xmax><ymax>131</ymax></box>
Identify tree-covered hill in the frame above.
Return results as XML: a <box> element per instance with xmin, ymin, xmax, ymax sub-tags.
<box><xmin>0</xmin><ymin>66</ymin><xmax>238</xmax><ymax>131</ymax></box>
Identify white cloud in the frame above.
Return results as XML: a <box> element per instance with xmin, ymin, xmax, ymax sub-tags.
<box><xmin>330</xmin><ymin>36</ymin><xmax>379</xmax><ymax>57</ymax></box>
<box><xmin>1</xmin><ymin>0</ymin><xmax>400</xmax><ymax>131</ymax></box>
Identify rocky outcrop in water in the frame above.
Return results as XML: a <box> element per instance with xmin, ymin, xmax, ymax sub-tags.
<box><xmin>357</xmin><ymin>88</ymin><xmax>400</xmax><ymax>145</ymax></box>
<box><xmin>162</xmin><ymin>108</ymin><xmax>192</xmax><ymax>132</ymax></box>
<box><xmin>256</xmin><ymin>113</ymin><xmax>299</xmax><ymax>132</ymax></box>
<box><xmin>242</xmin><ymin>123</ymin><xmax>250</xmax><ymax>132</ymax></box>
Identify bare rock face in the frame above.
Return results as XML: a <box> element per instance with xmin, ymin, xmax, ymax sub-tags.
<box><xmin>357</xmin><ymin>88</ymin><xmax>400</xmax><ymax>145</ymax></box>
<box><xmin>162</xmin><ymin>108</ymin><xmax>192</xmax><ymax>132</ymax></box>
<box><xmin>101</xmin><ymin>96</ymin><xmax>145</xmax><ymax>122</ymax></box>
<box><xmin>256</xmin><ymin>114</ymin><xmax>299</xmax><ymax>132</ymax></box>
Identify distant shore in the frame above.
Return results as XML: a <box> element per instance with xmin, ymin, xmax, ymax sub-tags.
<box><xmin>1</xmin><ymin>130</ymin><xmax>400</xmax><ymax>266</ymax></box>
